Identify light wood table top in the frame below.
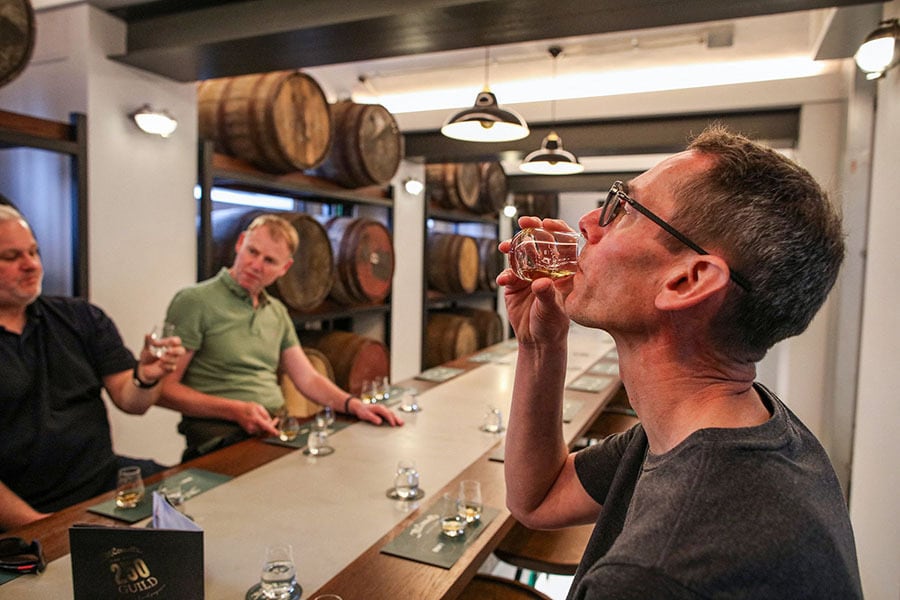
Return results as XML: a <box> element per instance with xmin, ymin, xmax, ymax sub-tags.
<box><xmin>2</xmin><ymin>326</ymin><xmax>619</xmax><ymax>599</ymax></box>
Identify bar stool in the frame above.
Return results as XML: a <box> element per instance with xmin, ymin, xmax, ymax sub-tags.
<box><xmin>458</xmin><ymin>574</ymin><xmax>554</xmax><ymax>600</ymax></box>
<box><xmin>493</xmin><ymin>521</ymin><xmax>594</xmax><ymax>586</ymax></box>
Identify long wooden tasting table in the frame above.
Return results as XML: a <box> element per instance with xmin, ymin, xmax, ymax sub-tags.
<box><xmin>2</xmin><ymin>324</ymin><xmax>619</xmax><ymax>599</ymax></box>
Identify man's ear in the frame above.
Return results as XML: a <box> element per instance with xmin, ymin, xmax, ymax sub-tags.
<box><xmin>655</xmin><ymin>255</ymin><xmax>730</xmax><ymax>311</ymax></box>
<box><xmin>234</xmin><ymin>231</ymin><xmax>246</xmax><ymax>255</ymax></box>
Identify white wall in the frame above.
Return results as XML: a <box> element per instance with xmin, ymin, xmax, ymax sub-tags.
<box><xmin>0</xmin><ymin>5</ymin><xmax>198</xmax><ymax>465</ymax></box>
<box><xmin>849</xmin><ymin>3</ymin><xmax>900</xmax><ymax>599</ymax></box>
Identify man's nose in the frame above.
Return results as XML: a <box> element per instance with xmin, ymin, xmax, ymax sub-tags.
<box><xmin>578</xmin><ymin>208</ymin><xmax>604</xmax><ymax>240</ymax></box>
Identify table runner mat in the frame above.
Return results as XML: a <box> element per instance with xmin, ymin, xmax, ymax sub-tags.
<box><xmin>86</xmin><ymin>468</ymin><xmax>232</xmax><ymax>523</ymax></box>
<box><xmin>381</xmin><ymin>506</ymin><xmax>500</xmax><ymax>569</ymax></box>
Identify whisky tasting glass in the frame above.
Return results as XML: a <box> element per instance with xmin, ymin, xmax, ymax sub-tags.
<box><xmin>456</xmin><ymin>480</ymin><xmax>483</xmax><ymax>524</ymax></box>
<box><xmin>149</xmin><ymin>322</ymin><xmax>176</xmax><ymax>358</ymax></box>
<box><xmin>259</xmin><ymin>544</ymin><xmax>297</xmax><ymax>600</ymax></box>
<box><xmin>115</xmin><ymin>466</ymin><xmax>145</xmax><ymax>509</ymax></box>
<box><xmin>508</xmin><ymin>227</ymin><xmax>583</xmax><ymax>281</ymax></box>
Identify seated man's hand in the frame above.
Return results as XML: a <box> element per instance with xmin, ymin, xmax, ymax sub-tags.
<box><xmin>234</xmin><ymin>401</ymin><xmax>280</xmax><ymax>437</ymax></box>
<box><xmin>352</xmin><ymin>401</ymin><xmax>404</xmax><ymax>427</ymax></box>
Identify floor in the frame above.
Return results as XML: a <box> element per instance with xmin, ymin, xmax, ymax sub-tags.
<box><xmin>485</xmin><ymin>557</ymin><xmax>575</xmax><ymax>599</ymax></box>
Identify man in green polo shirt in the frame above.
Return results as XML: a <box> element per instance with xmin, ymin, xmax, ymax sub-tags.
<box><xmin>159</xmin><ymin>214</ymin><xmax>402</xmax><ymax>460</ymax></box>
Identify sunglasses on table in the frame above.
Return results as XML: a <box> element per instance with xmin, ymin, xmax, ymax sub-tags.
<box><xmin>0</xmin><ymin>537</ymin><xmax>46</xmax><ymax>575</ymax></box>
<box><xmin>599</xmin><ymin>180</ymin><xmax>751</xmax><ymax>292</ymax></box>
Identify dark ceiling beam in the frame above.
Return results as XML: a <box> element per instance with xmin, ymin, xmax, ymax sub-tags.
<box><xmin>109</xmin><ymin>0</ymin><xmax>883</xmax><ymax>81</ymax></box>
<box><xmin>405</xmin><ymin>108</ymin><xmax>801</xmax><ymax>164</ymax></box>
<box><xmin>509</xmin><ymin>172</ymin><xmax>642</xmax><ymax>194</ymax></box>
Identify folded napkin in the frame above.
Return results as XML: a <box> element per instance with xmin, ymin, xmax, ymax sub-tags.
<box><xmin>151</xmin><ymin>492</ymin><xmax>202</xmax><ymax>531</ymax></box>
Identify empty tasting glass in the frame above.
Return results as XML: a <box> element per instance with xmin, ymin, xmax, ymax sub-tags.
<box><xmin>149</xmin><ymin>322</ymin><xmax>176</xmax><ymax>358</ymax></box>
<box><xmin>115</xmin><ymin>466</ymin><xmax>145</xmax><ymax>509</ymax></box>
<box><xmin>398</xmin><ymin>389</ymin><xmax>421</xmax><ymax>413</ymax></box>
<box><xmin>481</xmin><ymin>406</ymin><xmax>503</xmax><ymax>433</ymax></box>
<box><xmin>259</xmin><ymin>544</ymin><xmax>297</xmax><ymax>600</ymax></box>
<box><xmin>392</xmin><ymin>460</ymin><xmax>420</xmax><ymax>500</ymax></box>
<box><xmin>508</xmin><ymin>227</ymin><xmax>583</xmax><ymax>281</ymax></box>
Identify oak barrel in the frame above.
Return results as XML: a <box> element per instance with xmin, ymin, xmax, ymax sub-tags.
<box><xmin>280</xmin><ymin>348</ymin><xmax>335</xmax><ymax>417</ymax></box>
<box><xmin>476</xmin><ymin>237</ymin><xmax>503</xmax><ymax>291</ymax></box>
<box><xmin>324</xmin><ymin>216</ymin><xmax>394</xmax><ymax>305</ymax></box>
<box><xmin>424</xmin><ymin>313</ymin><xmax>478</xmax><ymax>368</ymax></box>
<box><xmin>454</xmin><ymin>307</ymin><xmax>503</xmax><ymax>350</ymax></box>
<box><xmin>211</xmin><ymin>209</ymin><xmax>334</xmax><ymax>312</ymax></box>
<box><xmin>426</xmin><ymin>162</ymin><xmax>481</xmax><ymax>212</ymax></box>
<box><xmin>476</xmin><ymin>161</ymin><xmax>508</xmax><ymax>214</ymax></box>
<box><xmin>0</xmin><ymin>0</ymin><xmax>35</xmax><ymax>89</ymax></box>
<box><xmin>197</xmin><ymin>70</ymin><xmax>332</xmax><ymax>173</ymax></box>
<box><xmin>305</xmin><ymin>331</ymin><xmax>389</xmax><ymax>397</ymax></box>
<box><xmin>426</xmin><ymin>233</ymin><xmax>479</xmax><ymax>294</ymax></box>
<box><xmin>308</xmin><ymin>101</ymin><xmax>403</xmax><ymax>188</ymax></box>
<box><xmin>513</xmin><ymin>192</ymin><xmax>559</xmax><ymax>220</ymax></box>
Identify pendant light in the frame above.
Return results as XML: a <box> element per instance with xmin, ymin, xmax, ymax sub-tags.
<box><xmin>519</xmin><ymin>47</ymin><xmax>584</xmax><ymax>175</ymax></box>
<box><xmin>854</xmin><ymin>18</ymin><xmax>900</xmax><ymax>80</ymax></box>
<box><xmin>441</xmin><ymin>48</ymin><xmax>529</xmax><ymax>142</ymax></box>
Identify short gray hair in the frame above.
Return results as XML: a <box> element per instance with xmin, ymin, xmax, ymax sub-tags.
<box><xmin>671</xmin><ymin>125</ymin><xmax>844</xmax><ymax>362</ymax></box>
<box><xmin>0</xmin><ymin>204</ymin><xmax>26</xmax><ymax>224</ymax></box>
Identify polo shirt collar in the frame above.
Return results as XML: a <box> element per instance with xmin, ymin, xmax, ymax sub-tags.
<box><xmin>219</xmin><ymin>267</ymin><xmax>270</xmax><ymax>308</ymax></box>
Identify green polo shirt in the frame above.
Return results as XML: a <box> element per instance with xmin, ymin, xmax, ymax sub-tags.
<box><xmin>165</xmin><ymin>268</ymin><xmax>299</xmax><ymax>413</ymax></box>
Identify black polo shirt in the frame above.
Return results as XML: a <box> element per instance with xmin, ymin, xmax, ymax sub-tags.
<box><xmin>0</xmin><ymin>296</ymin><xmax>136</xmax><ymax>512</ymax></box>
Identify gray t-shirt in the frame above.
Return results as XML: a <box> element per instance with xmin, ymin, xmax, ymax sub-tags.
<box><xmin>570</xmin><ymin>384</ymin><xmax>861</xmax><ymax>599</ymax></box>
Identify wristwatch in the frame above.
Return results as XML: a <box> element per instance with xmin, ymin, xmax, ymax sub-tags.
<box><xmin>132</xmin><ymin>364</ymin><xmax>160</xmax><ymax>389</ymax></box>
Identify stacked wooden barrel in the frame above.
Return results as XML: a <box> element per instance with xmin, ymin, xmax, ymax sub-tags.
<box><xmin>198</xmin><ymin>72</ymin><xmax>403</xmax><ymax>187</ymax></box>
<box><xmin>426</xmin><ymin>161</ymin><xmax>508</xmax><ymax>216</ymax></box>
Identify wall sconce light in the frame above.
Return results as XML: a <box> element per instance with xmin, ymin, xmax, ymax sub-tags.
<box><xmin>403</xmin><ymin>177</ymin><xmax>424</xmax><ymax>195</ymax></box>
<box><xmin>855</xmin><ymin>18</ymin><xmax>900</xmax><ymax>80</ymax></box>
<box><xmin>441</xmin><ymin>48</ymin><xmax>529</xmax><ymax>142</ymax></box>
<box><xmin>130</xmin><ymin>104</ymin><xmax>178</xmax><ymax>137</ymax></box>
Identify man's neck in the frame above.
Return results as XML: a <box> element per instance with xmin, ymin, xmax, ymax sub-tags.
<box><xmin>615</xmin><ymin>339</ymin><xmax>767</xmax><ymax>455</ymax></box>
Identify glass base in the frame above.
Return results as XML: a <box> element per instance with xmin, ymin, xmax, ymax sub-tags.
<box><xmin>245</xmin><ymin>582</ymin><xmax>302</xmax><ymax>600</ymax></box>
<box><xmin>385</xmin><ymin>487</ymin><xmax>425</xmax><ymax>501</ymax></box>
<box><xmin>303</xmin><ymin>445</ymin><xmax>334</xmax><ymax>457</ymax></box>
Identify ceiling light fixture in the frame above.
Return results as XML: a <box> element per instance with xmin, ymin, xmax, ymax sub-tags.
<box><xmin>520</xmin><ymin>47</ymin><xmax>584</xmax><ymax>176</ymax></box>
<box><xmin>440</xmin><ymin>48</ymin><xmax>529</xmax><ymax>142</ymax></box>
<box><xmin>130</xmin><ymin>104</ymin><xmax>178</xmax><ymax>137</ymax></box>
<box><xmin>854</xmin><ymin>18</ymin><xmax>900</xmax><ymax>80</ymax></box>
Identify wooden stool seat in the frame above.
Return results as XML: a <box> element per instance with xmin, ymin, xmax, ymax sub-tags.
<box><xmin>494</xmin><ymin>521</ymin><xmax>594</xmax><ymax>577</ymax></box>
<box><xmin>458</xmin><ymin>574</ymin><xmax>554</xmax><ymax>600</ymax></box>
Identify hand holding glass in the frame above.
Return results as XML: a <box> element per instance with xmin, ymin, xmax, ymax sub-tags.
<box><xmin>508</xmin><ymin>227</ymin><xmax>582</xmax><ymax>281</ymax></box>
<box><xmin>149</xmin><ymin>322</ymin><xmax>176</xmax><ymax>357</ymax></box>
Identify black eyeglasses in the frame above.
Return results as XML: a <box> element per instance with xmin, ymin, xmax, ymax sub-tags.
<box><xmin>0</xmin><ymin>537</ymin><xmax>46</xmax><ymax>575</ymax></box>
<box><xmin>600</xmin><ymin>181</ymin><xmax>751</xmax><ymax>292</ymax></box>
